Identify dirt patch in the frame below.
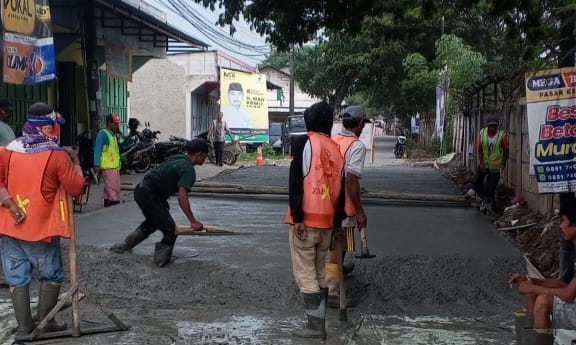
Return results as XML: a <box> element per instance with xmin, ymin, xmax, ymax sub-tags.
<box><xmin>438</xmin><ymin>154</ymin><xmax>560</xmax><ymax>278</ymax></box>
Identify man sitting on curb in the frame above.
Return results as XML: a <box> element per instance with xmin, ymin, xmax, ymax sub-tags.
<box><xmin>509</xmin><ymin>199</ymin><xmax>576</xmax><ymax>345</ymax></box>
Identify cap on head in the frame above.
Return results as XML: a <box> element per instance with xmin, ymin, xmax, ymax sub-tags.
<box><xmin>184</xmin><ymin>138</ymin><xmax>209</xmax><ymax>155</ymax></box>
<box><xmin>0</xmin><ymin>98</ymin><xmax>13</xmax><ymax>112</ymax></box>
<box><xmin>342</xmin><ymin>105</ymin><xmax>371</xmax><ymax>123</ymax></box>
<box><xmin>106</xmin><ymin>113</ymin><xmax>121</xmax><ymax>124</ymax></box>
<box><xmin>228</xmin><ymin>83</ymin><xmax>243</xmax><ymax>92</ymax></box>
<box><xmin>486</xmin><ymin>116</ymin><xmax>499</xmax><ymax>126</ymax></box>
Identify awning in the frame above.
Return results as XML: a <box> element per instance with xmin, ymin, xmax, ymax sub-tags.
<box><xmin>95</xmin><ymin>0</ymin><xmax>208</xmax><ymax>50</ymax></box>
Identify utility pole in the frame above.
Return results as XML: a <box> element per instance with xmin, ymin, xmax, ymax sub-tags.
<box><xmin>557</xmin><ymin>1</ymin><xmax>576</xmax><ymax>284</ymax></box>
<box><xmin>82</xmin><ymin>0</ymin><xmax>101</xmax><ymax>140</ymax></box>
<box><xmin>289</xmin><ymin>43</ymin><xmax>295</xmax><ymax>117</ymax></box>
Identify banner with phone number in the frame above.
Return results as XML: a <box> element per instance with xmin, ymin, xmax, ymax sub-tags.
<box><xmin>526</xmin><ymin>67</ymin><xmax>576</xmax><ymax>193</ymax></box>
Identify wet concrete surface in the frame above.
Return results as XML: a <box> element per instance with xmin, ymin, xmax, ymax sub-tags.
<box><xmin>0</xmin><ymin>136</ymin><xmax>526</xmax><ymax>344</ymax></box>
<box><xmin>0</xmin><ymin>194</ymin><xmax>523</xmax><ymax>345</ymax></box>
<box><xmin>208</xmin><ymin>165</ymin><xmax>459</xmax><ymax>196</ymax></box>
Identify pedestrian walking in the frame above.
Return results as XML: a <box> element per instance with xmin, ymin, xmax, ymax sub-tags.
<box><xmin>110</xmin><ymin>139</ymin><xmax>209</xmax><ymax>267</ymax></box>
<box><xmin>0</xmin><ymin>102</ymin><xmax>85</xmax><ymax>341</ymax></box>
<box><xmin>286</xmin><ymin>101</ymin><xmax>345</xmax><ymax>340</ymax></box>
<box><xmin>325</xmin><ymin>105</ymin><xmax>370</xmax><ymax>307</ymax></box>
<box><xmin>94</xmin><ymin>113</ymin><xmax>122</xmax><ymax>207</ymax></box>
<box><xmin>474</xmin><ymin>116</ymin><xmax>509</xmax><ymax>214</ymax></box>
<box><xmin>207</xmin><ymin>111</ymin><xmax>233</xmax><ymax>166</ymax></box>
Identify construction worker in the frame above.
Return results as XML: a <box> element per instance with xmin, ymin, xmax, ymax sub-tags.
<box><xmin>93</xmin><ymin>113</ymin><xmax>122</xmax><ymax>207</ymax></box>
<box><xmin>286</xmin><ymin>101</ymin><xmax>345</xmax><ymax>340</ymax></box>
<box><xmin>326</xmin><ymin>105</ymin><xmax>370</xmax><ymax>307</ymax></box>
<box><xmin>110</xmin><ymin>139</ymin><xmax>209</xmax><ymax>267</ymax></box>
<box><xmin>509</xmin><ymin>198</ymin><xmax>576</xmax><ymax>345</ymax></box>
<box><xmin>0</xmin><ymin>98</ymin><xmax>15</xmax><ymax>289</ymax></box>
<box><xmin>474</xmin><ymin>116</ymin><xmax>509</xmax><ymax>215</ymax></box>
<box><xmin>0</xmin><ymin>102</ymin><xmax>85</xmax><ymax>341</ymax></box>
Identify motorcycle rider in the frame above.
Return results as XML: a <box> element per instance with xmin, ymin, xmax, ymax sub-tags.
<box><xmin>394</xmin><ymin>130</ymin><xmax>407</xmax><ymax>157</ymax></box>
<box><xmin>128</xmin><ymin>118</ymin><xmax>142</xmax><ymax>140</ymax></box>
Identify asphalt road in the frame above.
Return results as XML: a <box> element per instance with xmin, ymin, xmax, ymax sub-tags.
<box><xmin>0</xmin><ymin>135</ymin><xmax>525</xmax><ymax>345</ymax></box>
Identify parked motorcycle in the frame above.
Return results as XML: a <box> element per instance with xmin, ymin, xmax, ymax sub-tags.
<box><xmin>141</xmin><ymin>122</ymin><xmax>187</xmax><ymax>165</ymax></box>
<box><xmin>118</xmin><ymin>133</ymin><xmax>154</xmax><ymax>173</ymax></box>
<box><xmin>394</xmin><ymin>135</ymin><xmax>407</xmax><ymax>158</ymax></box>
<box><xmin>196</xmin><ymin>131</ymin><xmax>243</xmax><ymax>165</ymax></box>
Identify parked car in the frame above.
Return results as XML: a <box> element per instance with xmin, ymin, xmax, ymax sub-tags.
<box><xmin>269</xmin><ymin>122</ymin><xmax>282</xmax><ymax>153</ymax></box>
<box><xmin>281</xmin><ymin>115</ymin><xmax>307</xmax><ymax>154</ymax></box>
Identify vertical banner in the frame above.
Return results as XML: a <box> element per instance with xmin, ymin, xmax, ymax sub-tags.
<box><xmin>526</xmin><ymin>67</ymin><xmax>576</xmax><ymax>193</ymax></box>
<box><xmin>220</xmin><ymin>68</ymin><xmax>269</xmax><ymax>143</ymax></box>
<box><xmin>2</xmin><ymin>0</ymin><xmax>56</xmax><ymax>85</ymax></box>
<box><xmin>411</xmin><ymin>113</ymin><xmax>420</xmax><ymax>135</ymax></box>
<box><xmin>435</xmin><ymin>85</ymin><xmax>446</xmax><ymax>142</ymax></box>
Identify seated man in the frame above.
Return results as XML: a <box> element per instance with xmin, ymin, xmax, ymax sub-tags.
<box><xmin>509</xmin><ymin>200</ymin><xmax>576</xmax><ymax>345</ymax></box>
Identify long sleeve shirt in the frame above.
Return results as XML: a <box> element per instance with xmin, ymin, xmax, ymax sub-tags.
<box><xmin>93</xmin><ymin>129</ymin><xmax>111</xmax><ymax>167</ymax></box>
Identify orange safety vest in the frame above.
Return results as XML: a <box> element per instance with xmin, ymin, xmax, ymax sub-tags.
<box><xmin>332</xmin><ymin>133</ymin><xmax>358</xmax><ymax>217</ymax></box>
<box><xmin>286</xmin><ymin>132</ymin><xmax>344</xmax><ymax>229</ymax></box>
<box><xmin>0</xmin><ymin>151</ymin><xmax>71</xmax><ymax>241</ymax></box>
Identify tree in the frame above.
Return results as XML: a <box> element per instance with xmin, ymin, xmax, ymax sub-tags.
<box><xmin>191</xmin><ymin>0</ymin><xmax>387</xmax><ymax>50</ymax></box>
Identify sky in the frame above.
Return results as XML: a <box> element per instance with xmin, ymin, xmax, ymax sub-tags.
<box><xmin>143</xmin><ymin>0</ymin><xmax>271</xmax><ymax>66</ymax></box>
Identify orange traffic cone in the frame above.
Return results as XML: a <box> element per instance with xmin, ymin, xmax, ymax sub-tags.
<box><xmin>256</xmin><ymin>145</ymin><xmax>264</xmax><ymax>166</ymax></box>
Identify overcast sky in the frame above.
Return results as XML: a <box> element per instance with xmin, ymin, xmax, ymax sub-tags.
<box><xmin>144</xmin><ymin>0</ymin><xmax>270</xmax><ymax>66</ymax></box>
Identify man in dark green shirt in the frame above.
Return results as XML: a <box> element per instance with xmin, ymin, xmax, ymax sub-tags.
<box><xmin>110</xmin><ymin>139</ymin><xmax>208</xmax><ymax>267</ymax></box>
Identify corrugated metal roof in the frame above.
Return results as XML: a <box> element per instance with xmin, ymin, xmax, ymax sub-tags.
<box><xmin>96</xmin><ymin>0</ymin><xmax>209</xmax><ymax>49</ymax></box>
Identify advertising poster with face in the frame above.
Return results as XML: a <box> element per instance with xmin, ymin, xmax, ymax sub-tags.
<box><xmin>220</xmin><ymin>68</ymin><xmax>269</xmax><ymax>143</ymax></box>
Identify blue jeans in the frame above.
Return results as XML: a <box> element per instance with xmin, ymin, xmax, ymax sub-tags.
<box><xmin>1</xmin><ymin>236</ymin><xmax>63</xmax><ymax>287</ymax></box>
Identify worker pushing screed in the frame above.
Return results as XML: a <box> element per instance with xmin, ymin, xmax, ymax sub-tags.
<box><xmin>326</xmin><ymin>105</ymin><xmax>374</xmax><ymax>310</ymax></box>
<box><xmin>110</xmin><ymin>139</ymin><xmax>209</xmax><ymax>267</ymax></box>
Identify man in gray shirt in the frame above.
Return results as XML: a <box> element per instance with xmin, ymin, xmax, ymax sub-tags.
<box><xmin>0</xmin><ymin>99</ymin><xmax>15</xmax><ymax>146</ymax></box>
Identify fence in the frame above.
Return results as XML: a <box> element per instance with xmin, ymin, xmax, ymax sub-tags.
<box><xmin>451</xmin><ymin>74</ymin><xmax>557</xmax><ymax>214</ymax></box>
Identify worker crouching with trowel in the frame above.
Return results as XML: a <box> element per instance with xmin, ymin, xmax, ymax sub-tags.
<box><xmin>326</xmin><ymin>105</ymin><xmax>371</xmax><ymax>307</ymax></box>
<box><xmin>286</xmin><ymin>101</ymin><xmax>345</xmax><ymax>340</ymax></box>
<box><xmin>110</xmin><ymin>139</ymin><xmax>208</xmax><ymax>267</ymax></box>
<box><xmin>0</xmin><ymin>102</ymin><xmax>85</xmax><ymax>341</ymax></box>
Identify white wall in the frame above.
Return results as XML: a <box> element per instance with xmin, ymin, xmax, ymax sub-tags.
<box><xmin>128</xmin><ymin>58</ymin><xmax>187</xmax><ymax>140</ymax></box>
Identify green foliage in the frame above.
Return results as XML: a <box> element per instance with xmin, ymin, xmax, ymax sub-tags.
<box><xmin>239</xmin><ymin>143</ymin><xmax>282</xmax><ymax>161</ymax></box>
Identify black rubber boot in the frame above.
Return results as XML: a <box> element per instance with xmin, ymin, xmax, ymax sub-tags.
<box><xmin>522</xmin><ymin>329</ymin><xmax>554</xmax><ymax>345</ymax></box>
<box><xmin>11</xmin><ymin>286</ymin><xmax>35</xmax><ymax>341</ymax></box>
<box><xmin>153</xmin><ymin>242</ymin><xmax>174</xmax><ymax>267</ymax></box>
<box><xmin>110</xmin><ymin>229</ymin><xmax>148</xmax><ymax>253</ymax></box>
<box><xmin>292</xmin><ymin>292</ymin><xmax>326</xmax><ymax>340</ymax></box>
<box><xmin>37</xmin><ymin>282</ymin><xmax>67</xmax><ymax>332</ymax></box>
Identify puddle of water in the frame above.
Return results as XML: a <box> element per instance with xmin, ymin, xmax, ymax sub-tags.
<box><xmin>175</xmin><ymin>314</ymin><xmax>513</xmax><ymax>345</ymax></box>
<box><xmin>346</xmin><ymin>315</ymin><xmax>506</xmax><ymax>345</ymax></box>
<box><xmin>177</xmin><ymin>316</ymin><xmax>295</xmax><ymax>344</ymax></box>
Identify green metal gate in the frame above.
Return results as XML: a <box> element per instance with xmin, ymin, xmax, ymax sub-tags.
<box><xmin>100</xmin><ymin>72</ymin><xmax>128</xmax><ymax>134</ymax></box>
<box><xmin>0</xmin><ymin>83</ymin><xmax>50</xmax><ymax>136</ymax></box>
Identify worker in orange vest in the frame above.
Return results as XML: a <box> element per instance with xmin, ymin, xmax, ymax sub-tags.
<box><xmin>286</xmin><ymin>101</ymin><xmax>345</xmax><ymax>340</ymax></box>
<box><xmin>326</xmin><ymin>105</ymin><xmax>371</xmax><ymax>307</ymax></box>
<box><xmin>0</xmin><ymin>102</ymin><xmax>84</xmax><ymax>341</ymax></box>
